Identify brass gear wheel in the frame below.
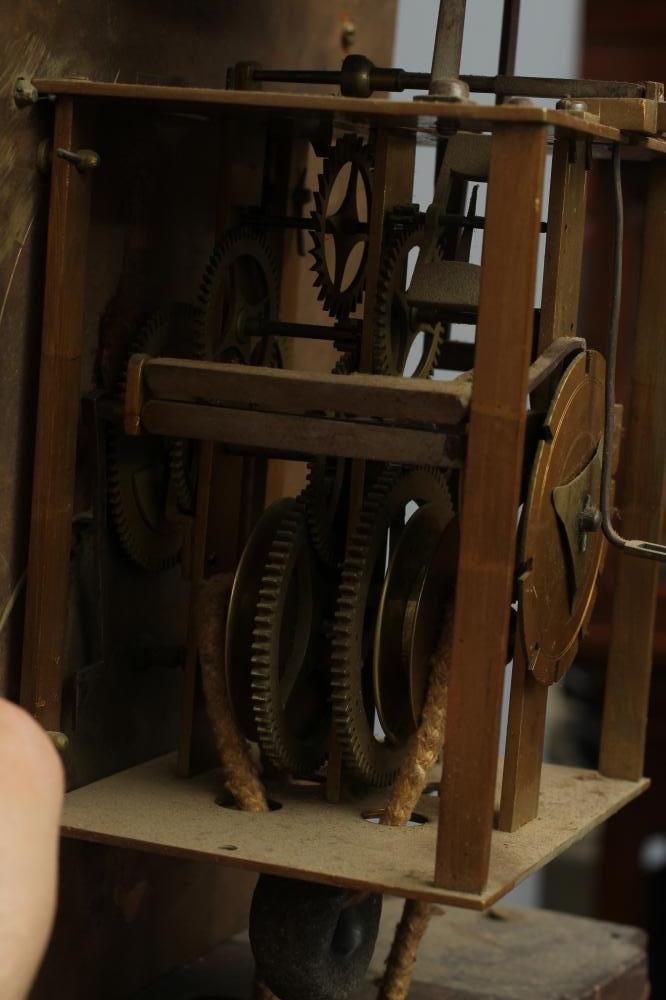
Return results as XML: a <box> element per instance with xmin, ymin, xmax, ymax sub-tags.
<box><xmin>373</xmin><ymin>224</ymin><xmax>445</xmax><ymax>378</ymax></box>
<box><xmin>167</xmin><ymin>437</ymin><xmax>198</xmax><ymax>516</ymax></box>
<box><xmin>169</xmin><ymin>338</ymin><xmax>283</xmax><ymax>516</ymax></box>
<box><xmin>304</xmin><ymin>456</ymin><xmax>349</xmax><ymax>570</ymax></box>
<box><xmin>173</xmin><ymin>233</ymin><xmax>283</xmax><ymax>515</ymax></box>
<box><xmin>310</xmin><ymin>134</ymin><xmax>373</xmax><ymax>321</ymax></box>
<box><xmin>251</xmin><ymin>495</ymin><xmax>331</xmax><ymax>775</ymax></box>
<box><xmin>196</xmin><ymin>225</ymin><xmax>280</xmax><ymax>362</ymax></box>
<box><xmin>107</xmin><ymin>303</ymin><xmax>198</xmax><ymax>571</ymax></box>
<box><xmin>226</xmin><ymin>497</ymin><xmax>295</xmax><ymax>741</ymax></box>
<box><xmin>331</xmin><ymin>465</ymin><xmax>453</xmax><ymax>786</ymax></box>
<box><xmin>303</xmin><ymin>353</ymin><xmax>355</xmax><ymax>569</ymax></box>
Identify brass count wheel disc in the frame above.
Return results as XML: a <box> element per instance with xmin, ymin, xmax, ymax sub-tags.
<box><xmin>519</xmin><ymin>350</ymin><xmax>606</xmax><ymax>685</ymax></box>
<box><xmin>373</xmin><ymin>503</ymin><xmax>457</xmax><ymax>744</ymax></box>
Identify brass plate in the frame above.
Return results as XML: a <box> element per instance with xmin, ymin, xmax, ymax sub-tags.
<box><xmin>519</xmin><ymin>351</ymin><xmax>606</xmax><ymax>685</ymax></box>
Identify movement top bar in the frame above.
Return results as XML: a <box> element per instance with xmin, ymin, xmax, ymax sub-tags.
<box><xmin>32</xmin><ymin>78</ymin><xmax>623</xmax><ymax>143</ymax></box>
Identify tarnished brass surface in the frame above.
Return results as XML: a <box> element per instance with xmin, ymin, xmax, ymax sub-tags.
<box><xmin>519</xmin><ymin>351</ymin><xmax>606</xmax><ymax>685</ymax></box>
<box><xmin>373</xmin><ymin>503</ymin><xmax>457</xmax><ymax>741</ymax></box>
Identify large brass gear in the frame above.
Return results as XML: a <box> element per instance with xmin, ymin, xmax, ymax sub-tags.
<box><xmin>226</xmin><ymin>497</ymin><xmax>295</xmax><ymax>741</ymax></box>
<box><xmin>309</xmin><ymin>134</ymin><xmax>373</xmax><ymax>321</ymax></box>
<box><xmin>518</xmin><ymin>350</ymin><xmax>606</xmax><ymax>685</ymax></box>
<box><xmin>196</xmin><ymin>225</ymin><xmax>280</xmax><ymax>362</ymax></box>
<box><xmin>107</xmin><ymin>303</ymin><xmax>198</xmax><ymax>571</ymax></box>
<box><xmin>373</xmin><ymin>224</ymin><xmax>445</xmax><ymax>378</ymax></box>
<box><xmin>373</xmin><ymin>502</ymin><xmax>457</xmax><ymax>743</ymax></box>
<box><xmin>331</xmin><ymin>465</ymin><xmax>453</xmax><ymax>787</ymax></box>
<box><xmin>251</xmin><ymin>495</ymin><xmax>331</xmax><ymax>775</ymax></box>
<box><xmin>175</xmin><ymin>230</ymin><xmax>282</xmax><ymax>515</ymax></box>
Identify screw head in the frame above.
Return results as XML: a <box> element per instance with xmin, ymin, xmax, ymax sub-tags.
<box><xmin>579</xmin><ymin>506</ymin><xmax>602</xmax><ymax>534</ymax></box>
<box><xmin>13</xmin><ymin>76</ymin><xmax>39</xmax><ymax>108</ymax></box>
<box><xmin>506</xmin><ymin>95</ymin><xmax>534</xmax><ymax>107</ymax></box>
<box><xmin>556</xmin><ymin>97</ymin><xmax>588</xmax><ymax>116</ymax></box>
<box><xmin>341</xmin><ymin>20</ymin><xmax>356</xmax><ymax>51</ymax></box>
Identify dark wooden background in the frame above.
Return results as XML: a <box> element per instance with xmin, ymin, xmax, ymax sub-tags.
<box><xmin>577</xmin><ymin>3</ymin><xmax>666</xmax><ymax>993</ymax></box>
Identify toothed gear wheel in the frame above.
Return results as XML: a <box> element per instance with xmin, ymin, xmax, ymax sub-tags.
<box><xmin>373</xmin><ymin>224</ymin><xmax>445</xmax><ymax>378</ymax></box>
<box><xmin>304</xmin><ymin>353</ymin><xmax>355</xmax><ymax>569</ymax></box>
<box><xmin>304</xmin><ymin>457</ymin><xmax>348</xmax><ymax>570</ymax></box>
<box><xmin>116</xmin><ymin>302</ymin><xmax>200</xmax><ymax>391</ymax></box>
<box><xmin>107</xmin><ymin>429</ymin><xmax>182</xmax><ymax>572</ymax></box>
<box><xmin>108</xmin><ymin>303</ymin><xmax>198</xmax><ymax>571</ymax></box>
<box><xmin>168</xmin><ymin>437</ymin><xmax>198</xmax><ymax>516</ymax></box>
<box><xmin>251</xmin><ymin>495</ymin><xmax>331</xmax><ymax>775</ymax></box>
<box><xmin>310</xmin><ymin>134</ymin><xmax>373</xmax><ymax>321</ymax></box>
<box><xmin>169</xmin><ymin>338</ymin><xmax>283</xmax><ymax>516</ymax></box>
<box><xmin>331</xmin><ymin>465</ymin><xmax>453</xmax><ymax>786</ymax></box>
<box><xmin>196</xmin><ymin>225</ymin><xmax>280</xmax><ymax>362</ymax></box>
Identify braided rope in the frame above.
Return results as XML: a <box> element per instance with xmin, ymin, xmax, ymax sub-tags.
<box><xmin>197</xmin><ymin>573</ymin><xmax>452</xmax><ymax>1000</ymax></box>
<box><xmin>196</xmin><ymin>574</ymin><xmax>269</xmax><ymax>813</ymax></box>
<box><xmin>376</xmin><ymin>602</ymin><xmax>454</xmax><ymax>1000</ymax></box>
<box><xmin>197</xmin><ymin>575</ymin><xmax>276</xmax><ymax>998</ymax></box>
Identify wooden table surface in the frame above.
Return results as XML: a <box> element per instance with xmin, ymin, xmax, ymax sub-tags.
<box><xmin>134</xmin><ymin>899</ymin><xmax>649</xmax><ymax>999</ymax></box>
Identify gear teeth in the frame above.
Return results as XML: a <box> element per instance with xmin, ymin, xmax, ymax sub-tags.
<box><xmin>330</xmin><ymin>464</ymin><xmax>453</xmax><ymax>787</ymax></box>
<box><xmin>195</xmin><ymin>225</ymin><xmax>280</xmax><ymax>363</ymax></box>
<box><xmin>249</xmin><ymin>493</ymin><xmax>329</xmax><ymax>777</ymax></box>
<box><xmin>372</xmin><ymin>221</ymin><xmax>445</xmax><ymax>379</ymax></box>
<box><xmin>107</xmin><ymin>425</ymin><xmax>181</xmax><ymax>573</ymax></box>
<box><xmin>108</xmin><ymin>302</ymin><xmax>203</xmax><ymax>572</ymax></box>
<box><xmin>310</xmin><ymin>134</ymin><xmax>374</xmax><ymax>321</ymax></box>
<box><xmin>303</xmin><ymin>355</ymin><xmax>356</xmax><ymax>569</ymax></box>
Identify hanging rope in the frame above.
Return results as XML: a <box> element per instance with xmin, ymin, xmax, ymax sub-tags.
<box><xmin>196</xmin><ymin>574</ymin><xmax>270</xmax><ymax>813</ymax></box>
<box><xmin>196</xmin><ymin>574</ymin><xmax>276</xmax><ymax>997</ymax></box>
<box><xmin>197</xmin><ymin>572</ymin><xmax>452</xmax><ymax>1000</ymax></box>
<box><xmin>376</xmin><ymin>899</ymin><xmax>433</xmax><ymax>1000</ymax></box>
<box><xmin>376</xmin><ymin>601</ymin><xmax>454</xmax><ymax>1000</ymax></box>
